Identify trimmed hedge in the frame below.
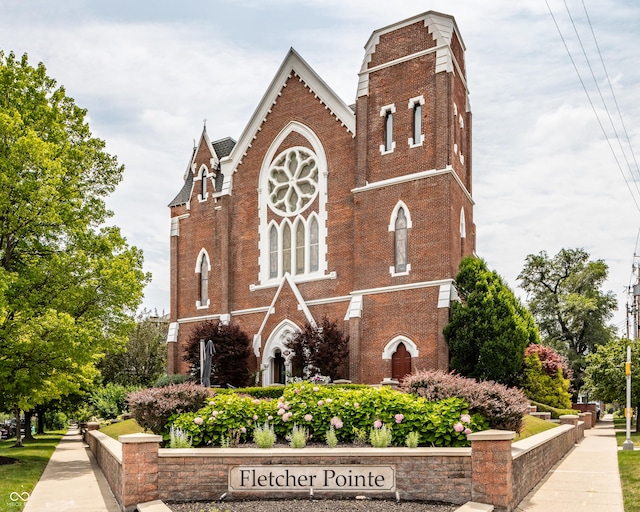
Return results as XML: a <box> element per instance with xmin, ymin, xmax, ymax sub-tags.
<box><xmin>169</xmin><ymin>383</ymin><xmax>488</xmax><ymax>448</ymax></box>
<box><xmin>530</xmin><ymin>400</ymin><xmax>579</xmax><ymax>419</ymax></box>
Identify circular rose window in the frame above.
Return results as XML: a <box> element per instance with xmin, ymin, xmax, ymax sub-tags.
<box><xmin>268</xmin><ymin>147</ymin><xmax>318</xmax><ymax>215</ymax></box>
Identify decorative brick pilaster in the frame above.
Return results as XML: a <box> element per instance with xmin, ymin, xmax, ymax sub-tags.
<box><xmin>559</xmin><ymin>415</ymin><xmax>580</xmax><ymax>444</ymax></box>
<box><xmin>120</xmin><ymin>433</ymin><xmax>162</xmax><ymax>510</ymax></box>
<box><xmin>468</xmin><ymin>429</ymin><xmax>516</xmax><ymax>511</ymax></box>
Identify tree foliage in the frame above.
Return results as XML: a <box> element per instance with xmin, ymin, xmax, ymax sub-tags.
<box><xmin>99</xmin><ymin>310</ymin><xmax>168</xmax><ymax>387</ymax></box>
<box><xmin>518</xmin><ymin>248</ymin><xmax>617</xmax><ymax>392</ymax></box>
<box><xmin>520</xmin><ymin>344</ymin><xmax>572</xmax><ymax>409</ymax></box>
<box><xmin>285</xmin><ymin>315</ymin><xmax>350</xmax><ymax>381</ymax></box>
<box><xmin>584</xmin><ymin>337</ymin><xmax>640</xmax><ymax>431</ymax></box>
<box><xmin>444</xmin><ymin>257</ymin><xmax>539</xmax><ymax>387</ymax></box>
<box><xmin>184</xmin><ymin>321</ymin><xmax>251</xmax><ymax>388</ymax></box>
<box><xmin>0</xmin><ymin>51</ymin><xmax>149</xmax><ymax>444</ymax></box>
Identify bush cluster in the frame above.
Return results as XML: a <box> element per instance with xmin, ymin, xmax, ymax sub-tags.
<box><xmin>128</xmin><ymin>382</ymin><xmax>212</xmax><ymax>433</ymax></box>
<box><xmin>401</xmin><ymin>370</ymin><xmax>530</xmax><ymax>432</ymax></box>
<box><xmin>169</xmin><ymin>383</ymin><xmax>488</xmax><ymax>448</ymax></box>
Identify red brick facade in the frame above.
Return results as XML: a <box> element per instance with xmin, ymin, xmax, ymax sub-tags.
<box><xmin>167</xmin><ymin>11</ymin><xmax>475</xmax><ymax>385</ymax></box>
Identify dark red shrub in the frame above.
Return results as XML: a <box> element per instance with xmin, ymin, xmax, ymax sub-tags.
<box><xmin>401</xmin><ymin>369</ymin><xmax>530</xmax><ymax>432</ymax></box>
<box><xmin>127</xmin><ymin>382</ymin><xmax>212</xmax><ymax>434</ymax></box>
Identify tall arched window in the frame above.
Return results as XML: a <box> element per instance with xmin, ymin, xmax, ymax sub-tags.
<box><xmin>200</xmin><ymin>254</ymin><xmax>209</xmax><ymax>305</ymax></box>
<box><xmin>309</xmin><ymin>217</ymin><xmax>319</xmax><ymax>272</ymax></box>
<box><xmin>258</xmin><ymin>123</ymin><xmax>329</xmax><ymax>285</ymax></box>
<box><xmin>201</xmin><ymin>167</ymin><xmax>207</xmax><ymax>198</ymax></box>
<box><xmin>282</xmin><ymin>223</ymin><xmax>292</xmax><ymax>275</ymax></box>
<box><xmin>395</xmin><ymin>208</ymin><xmax>407</xmax><ymax>272</ymax></box>
<box><xmin>295</xmin><ymin>221</ymin><xmax>305</xmax><ymax>275</ymax></box>
<box><xmin>269</xmin><ymin>225</ymin><xmax>278</xmax><ymax>278</ymax></box>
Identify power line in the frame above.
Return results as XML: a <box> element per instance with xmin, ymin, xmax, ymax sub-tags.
<box><xmin>545</xmin><ymin>0</ymin><xmax>640</xmax><ymax>214</ymax></box>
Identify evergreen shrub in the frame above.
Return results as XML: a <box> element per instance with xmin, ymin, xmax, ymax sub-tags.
<box><xmin>402</xmin><ymin>370</ymin><xmax>530</xmax><ymax>432</ymax></box>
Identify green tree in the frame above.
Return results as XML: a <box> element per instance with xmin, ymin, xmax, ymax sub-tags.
<box><xmin>285</xmin><ymin>315</ymin><xmax>350</xmax><ymax>381</ymax></box>
<box><xmin>0</xmin><ymin>52</ymin><xmax>148</xmax><ymax>446</ymax></box>
<box><xmin>518</xmin><ymin>248</ymin><xmax>617</xmax><ymax>393</ymax></box>
<box><xmin>184</xmin><ymin>321</ymin><xmax>251</xmax><ymax>388</ymax></box>
<box><xmin>444</xmin><ymin>257</ymin><xmax>539</xmax><ymax>386</ymax></box>
<box><xmin>99</xmin><ymin>310</ymin><xmax>168</xmax><ymax>387</ymax></box>
<box><xmin>520</xmin><ymin>344</ymin><xmax>573</xmax><ymax>409</ymax></box>
<box><xmin>584</xmin><ymin>337</ymin><xmax>640</xmax><ymax>431</ymax></box>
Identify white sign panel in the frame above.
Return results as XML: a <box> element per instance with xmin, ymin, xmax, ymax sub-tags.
<box><xmin>229</xmin><ymin>465</ymin><xmax>396</xmax><ymax>492</ymax></box>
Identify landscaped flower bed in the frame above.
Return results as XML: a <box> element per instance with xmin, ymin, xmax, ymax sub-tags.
<box><xmin>168</xmin><ymin>383</ymin><xmax>488</xmax><ymax>448</ymax></box>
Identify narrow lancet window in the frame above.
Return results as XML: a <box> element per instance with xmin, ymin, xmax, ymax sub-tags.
<box><xmin>200</xmin><ymin>255</ymin><xmax>209</xmax><ymax>304</ymax></box>
<box><xmin>395</xmin><ymin>208</ymin><xmax>407</xmax><ymax>272</ymax></box>
<box><xmin>295</xmin><ymin>222</ymin><xmax>305</xmax><ymax>275</ymax></box>
<box><xmin>269</xmin><ymin>225</ymin><xmax>278</xmax><ymax>278</ymax></box>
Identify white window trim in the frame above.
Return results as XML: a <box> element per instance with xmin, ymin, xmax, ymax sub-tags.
<box><xmin>382</xmin><ymin>336</ymin><xmax>419</xmax><ymax>360</ymax></box>
<box><xmin>460</xmin><ymin>207</ymin><xmax>466</xmax><ymax>238</ymax></box>
<box><xmin>195</xmin><ymin>248</ymin><xmax>211</xmax><ymax>309</ymax></box>
<box><xmin>379</xmin><ymin>103</ymin><xmax>396</xmax><ymax>155</ymax></box>
<box><xmin>389</xmin><ymin>201</ymin><xmax>412</xmax><ymax>277</ymax></box>
<box><xmin>408</xmin><ymin>95</ymin><xmax>425</xmax><ymax>148</ymax></box>
<box><xmin>258</xmin><ymin>122</ymin><xmax>328</xmax><ymax>285</ymax></box>
<box><xmin>196</xmin><ymin>164</ymin><xmax>209</xmax><ymax>202</ymax></box>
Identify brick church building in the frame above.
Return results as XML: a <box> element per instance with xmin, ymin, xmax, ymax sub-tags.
<box><xmin>166</xmin><ymin>10</ymin><xmax>475</xmax><ymax>386</ymax></box>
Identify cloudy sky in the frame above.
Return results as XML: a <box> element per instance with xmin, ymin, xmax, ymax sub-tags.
<box><xmin>1</xmin><ymin>0</ymin><xmax>639</xmax><ymax>334</ymax></box>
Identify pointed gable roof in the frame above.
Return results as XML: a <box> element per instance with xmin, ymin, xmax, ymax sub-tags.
<box><xmin>223</xmin><ymin>48</ymin><xmax>356</xmax><ymax>172</ymax></box>
<box><xmin>168</xmin><ymin>128</ymin><xmax>237</xmax><ymax>207</ymax></box>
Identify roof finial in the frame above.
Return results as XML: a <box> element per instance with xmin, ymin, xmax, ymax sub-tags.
<box><xmin>203</xmin><ymin>118</ymin><xmax>207</xmax><ymax>131</ymax></box>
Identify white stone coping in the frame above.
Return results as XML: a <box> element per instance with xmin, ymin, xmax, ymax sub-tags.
<box><xmin>454</xmin><ymin>503</ymin><xmax>494</xmax><ymax>512</ymax></box>
<box><xmin>158</xmin><ymin>446</ymin><xmax>472</xmax><ymax>458</ymax></box>
<box><xmin>510</xmin><ymin>424</ymin><xmax>573</xmax><ymax>459</ymax></box>
<box><xmin>88</xmin><ymin>430</ymin><xmax>122</xmax><ymax>462</ymax></box>
<box><xmin>137</xmin><ymin>500</ymin><xmax>173</xmax><ymax>512</ymax></box>
<box><xmin>119</xmin><ymin>433</ymin><xmax>163</xmax><ymax>444</ymax></box>
<box><xmin>466</xmin><ymin>429</ymin><xmax>516</xmax><ymax>441</ymax></box>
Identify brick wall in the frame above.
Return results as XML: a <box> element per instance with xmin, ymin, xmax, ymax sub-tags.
<box><xmin>89</xmin><ymin>421</ymin><xmax>584</xmax><ymax>512</ymax></box>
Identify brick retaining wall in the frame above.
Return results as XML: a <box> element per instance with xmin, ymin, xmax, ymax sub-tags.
<box><xmin>88</xmin><ymin>419</ymin><xmax>584</xmax><ymax>512</ymax></box>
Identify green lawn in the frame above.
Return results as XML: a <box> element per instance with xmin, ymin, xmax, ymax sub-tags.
<box><xmin>0</xmin><ymin>432</ymin><xmax>64</xmax><ymax>512</ymax></box>
<box><xmin>98</xmin><ymin>418</ymin><xmax>144</xmax><ymax>440</ymax></box>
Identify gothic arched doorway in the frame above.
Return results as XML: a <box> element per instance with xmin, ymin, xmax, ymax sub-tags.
<box><xmin>391</xmin><ymin>342</ymin><xmax>412</xmax><ymax>381</ymax></box>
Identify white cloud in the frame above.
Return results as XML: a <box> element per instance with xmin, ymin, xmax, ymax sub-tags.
<box><xmin>1</xmin><ymin>0</ymin><xmax>639</xmax><ymax>334</ymax></box>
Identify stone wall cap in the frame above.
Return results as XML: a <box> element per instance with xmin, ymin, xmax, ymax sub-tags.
<box><xmin>119</xmin><ymin>433</ymin><xmax>163</xmax><ymax>444</ymax></box>
<box><xmin>559</xmin><ymin>414</ymin><xmax>580</xmax><ymax>419</ymax></box>
<box><xmin>466</xmin><ymin>429</ymin><xmax>516</xmax><ymax>441</ymax></box>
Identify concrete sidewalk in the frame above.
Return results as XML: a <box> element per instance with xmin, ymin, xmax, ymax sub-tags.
<box><xmin>23</xmin><ymin>425</ymin><xmax>120</xmax><ymax>512</ymax></box>
<box><xmin>516</xmin><ymin>414</ymin><xmax>625</xmax><ymax>511</ymax></box>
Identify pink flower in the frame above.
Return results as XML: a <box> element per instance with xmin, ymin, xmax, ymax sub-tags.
<box><xmin>282</xmin><ymin>412</ymin><xmax>292</xmax><ymax>422</ymax></box>
<box><xmin>194</xmin><ymin>417</ymin><xmax>203</xmax><ymax>425</ymax></box>
<box><xmin>354</xmin><ymin>402</ymin><xmax>360</xmax><ymax>408</ymax></box>
<box><xmin>394</xmin><ymin>414</ymin><xmax>404</xmax><ymax>424</ymax></box>
<box><xmin>211</xmin><ymin>410</ymin><xmax>219</xmax><ymax>417</ymax></box>
<box><xmin>304</xmin><ymin>414</ymin><xmax>313</xmax><ymax>422</ymax></box>
<box><xmin>313</xmin><ymin>386</ymin><xmax>320</xmax><ymax>392</ymax></box>
<box><xmin>373</xmin><ymin>420</ymin><xmax>383</xmax><ymax>429</ymax></box>
<box><xmin>252</xmin><ymin>399</ymin><xmax>261</xmax><ymax>405</ymax></box>
<box><xmin>253</xmin><ymin>415</ymin><xmax>258</xmax><ymax>421</ymax></box>
<box><xmin>268</xmin><ymin>415</ymin><xmax>273</xmax><ymax>421</ymax></box>
<box><xmin>294</xmin><ymin>388</ymin><xmax>301</xmax><ymax>394</ymax></box>
<box><xmin>318</xmin><ymin>400</ymin><xmax>325</xmax><ymax>406</ymax></box>
<box><xmin>330</xmin><ymin>416</ymin><xmax>343</xmax><ymax>429</ymax></box>
<box><xmin>240</xmin><ymin>427</ymin><xmax>247</xmax><ymax>433</ymax></box>
<box><xmin>453</xmin><ymin>423</ymin><xmax>464</xmax><ymax>433</ymax></box>
<box><xmin>277</xmin><ymin>409</ymin><xmax>285</xmax><ymax>416</ymax></box>
<box><xmin>277</xmin><ymin>402</ymin><xmax>285</xmax><ymax>409</ymax></box>
<box><xmin>460</xmin><ymin>414</ymin><xmax>471</xmax><ymax>424</ymax></box>
<box><xmin>464</xmin><ymin>428</ymin><xmax>472</xmax><ymax>435</ymax></box>
<box><xmin>325</xmin><ymin>398</ymin><xmax>333</xmax><ymax>404</ymax></box>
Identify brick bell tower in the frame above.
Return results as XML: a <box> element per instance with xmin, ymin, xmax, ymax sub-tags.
<box><xmin>347</xmin><ymin>12</ymin><xmax>474</xmax><ymax>382</ymax></box>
